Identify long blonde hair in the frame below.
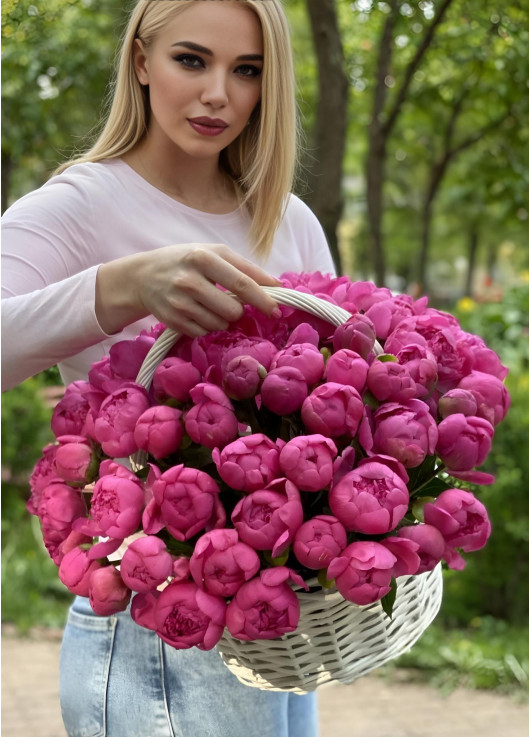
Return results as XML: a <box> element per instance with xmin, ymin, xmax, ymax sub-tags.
<box><xmin>56</xmin><ymin>0</ymin><xmax>298</xmax><ymax>260</ymax></box>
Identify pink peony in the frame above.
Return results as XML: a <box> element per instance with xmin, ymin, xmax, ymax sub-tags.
<box><xmin>58</xmin><ymin>546</ymin><xmax>103</xmax><ymax>597</ymax></box>
<box><xmin>51</xmin><ymin>381</ymin><xmax>100</xmax><ymax>438</ymax></box>
<box><xmin>37</xmin><ymin>482</ymin><xmax>88</xmax><ymax>563</ymax></box>
<box><xmin>143</xmin><ymin>465</ymin><xmax>225</xmax><ymax>541</ymax></box>
<box><xmin>225</xmin><ymin>567</ymin><xmax>304</xmax><ymax>640</ymax></box>
<box><xmin>191</xmin><ymin>331</ymin><xmax>277</xmax><ymax>385</ymax></box>
<box><xmin>293</xmin><ymin>515</ymin><xmax>347</xmax><ymax>570</ymax></box>
<box><xmin>284</xmin><ymin>322</ymin><xmax>320</xmax><ymax>348</ymax></box>
<box><xmin>370</xmin><ymin>400</ymin><xmax>438</xmax><ymax>468</ymax></box>
<box><xmin>152</xmin><ymin>357</ymin><xmax>201</xmax><ymax>403</ymax></box>
<box><xmin>260</xmin><ymin>366</ymin><xmax>308</xmax><ymax>415</ymax></box>
<box><xmin>397</xmin><ymin>524</ymin><xmax>446</xmax><ymax>573</ymax></box>
<box><xmin>366</xmin><ymin>358</ymin><xmax>417</xmax><ymax>402</ymax></box>
<box><xmin>231</xmin><ymin>478</ymin><xmax>304</xmax><ymax>557</ymax></box>
<box><xmin>222</xmin><ymin>355</ymin><xmax>265</xmax><ymax>400</ymax></box>
<box><xmin>134</xmin><ymin>405</ymin><xmax>184</xmax><ymax>459</ymax></box>
<box><xmin>457</xmin><ymin>371</ymin><xmax>510</xmax><ymax>426</ymax></box>
<box><xmin>189</xmin><ymin>529</ymin><xmax>260</xmax><ymax>597</ymax></box>
<box><xmin>390</xmin><ymin>313</ymin><xmax>472</xmax><ymax>392</ymax></box>
<box><xmin>73</xmin><ymin>472</ymin><xmax>144</xmax><ymax>539</ymax></box>
<box><xmin>323</xmin><ymin>349</ymin><xmax>369</xmax><ymax>393</ymax></box>
<box><xmin>457</xmin><ymin>331</ymin><xmax>508</xmax><ymax>380</ymax></box>
<box><xmin>365</xmin><ymin>297</ymin><xmax>417</xmax><ymax>341</ymax></box>
<box><xmin>88</xmin><ymin>565</ymin><xmax>132</xmax><ymax>616</ymax></box>
<box><xmin>27</xmin><ymin>444</ymin><xmax>60</xmax><ymax>515</ymax></box>
<box><xmin>424</xmin><ymin>488</ymin><xmax>492</xmax><ymax>555</ymax></box>
<box><xmin>279</xmin><ymin>434</ymin><xmax>337</xmax><ymax>491</ymax></box>
<box><xmin>270</xmin><ymin>343</ymin><xmax>324</xmax><ymax>386</ymax></box>
<box><xmin>329</xmin><ymin>461</ymin><xmax>409</xmax><ymax>534</ymax></box>
<box><xmin>120</xmin><ymin>535</ymin><xmax>174</xmax><ymax>593</ymax></box>
<box><xmin>54</xmin><ymin>436</ymin><xmax>97</xmax><ymax>486</ymax></box>
<box><xmin>380</xmin><ymin>536</ymin><xmax>421</xmax><ymax>577</ymax></box>
<box><xmin>131</xmin><ymin>590</ymin><xmax>160</xmax><ymax>631</ymax></box>
<box><xmin>184</xmin><ymin>383</ymin><xmax>239</xmax><ymax>449</ymax></box>
<box><xmin>395</xmin><ymin>344</ymin><xmax>438</xmax><ymax>397</ymax></box>
<box><xmin>212</xmin><ymin>434</ymin><xmax>281</xmax><ymax>492</ymax></box>
<box><xmin>109</xmin><ymin>334</ymin><xmax>155</xmax><ymax>381</ymax></box>
<box><xmin>154</xmin><ymin>580</ymin><xmax>226</xmax><ymax>650</ymax></box>
<box><xmin>327</xmin><ymin>541</ymin><xmax>396</xmax><ymax>605</ymax></box>
<box><xmin>94</xmin><ymin>382</ymin><xmax>151</xmax><ymax>457</ymax></box>
<box><xmin>436</xmin><ymin>414</ymin><xmax>493</xmax><ymax>471</ymax></box>
<box><xmin>332</xmin><ymin>314</ymin><xmax>376</xmax><ymax>359</ymax></box>
<box><xmin>87</xmin><ymin>355</ymin><xmax>124</xmax><ymax>395</ymax></box>
<box><xmin>438</xmin><ymin>389</ymin><xmax>478</xmax><ymax>418</ymax></box>
<box><xmin>302</xmin><ymin>382</ymin><xmax>364</xmax><ymax>438</ymax></box>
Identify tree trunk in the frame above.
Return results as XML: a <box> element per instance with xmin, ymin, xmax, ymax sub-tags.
<box><xmin>364</xmin><ymin>0</ymin><xmax>399</xmax><ymax>286</ymax></box>
<box><xmin>365</xmin><ymin>129</ymin><xmax>388</xmax><ymax>286</ymax></box>
<box><xmin>417</xmin><ymin>159</ymin><xmax>446</xmax><ymax>293</ymax></box>
<box><xmin>1</xmin><ymin>150</ymin><xmax>13</xmax><ymax>214</ymax></box>
<box><xmin>304</xmin><ymin>0</ymin><xmax>349</xmax><ymax>274</ymax></box>
<box><xmin>464</xmin><ymin>227</ymin><xmax>479</xmax><ymax>296</ymax></box>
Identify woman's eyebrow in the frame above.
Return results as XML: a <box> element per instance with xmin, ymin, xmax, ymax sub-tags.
<box><xmin>171</xmin><ymin>40</ymin><xmax>263</xmax><ymax>62</ymax></box>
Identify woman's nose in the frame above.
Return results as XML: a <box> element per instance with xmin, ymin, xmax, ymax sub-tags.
<box><xmin>200</xmin><ymin>70</ymin><xmax>229</xmax><ymax>108</ymax></box>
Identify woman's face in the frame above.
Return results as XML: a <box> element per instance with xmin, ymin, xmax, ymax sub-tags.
<box><xmin>135</xmin><ymin>1</ymin><xmax>264</xmax><ymax>161</ymax></box>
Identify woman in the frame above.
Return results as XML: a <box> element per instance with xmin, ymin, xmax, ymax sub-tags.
<box><xmin>2</xmin><ymin>1</ymin><xmax>335</xmax><ymax>735</ymax></box>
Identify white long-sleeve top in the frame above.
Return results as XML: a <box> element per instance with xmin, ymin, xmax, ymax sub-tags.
<box><xmin>1</xmin><ymin>158</ymin><xmax>335</xmax><ymax>390</ymax></box>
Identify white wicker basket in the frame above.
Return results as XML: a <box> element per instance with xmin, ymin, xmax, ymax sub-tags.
<box><xmin>133</xmin><ymin>287</ymin><xmax>444</xmax><ymax>693</ymax></box>
<box><xmin>216</xmin><ymin>566</ymin><xmax>442</xmax><ymax>693</ymax></box>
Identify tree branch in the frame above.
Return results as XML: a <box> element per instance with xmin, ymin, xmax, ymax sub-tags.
<box><xmin>371</xmin><ymin>0</ymin><xmax>399</xmax><ymax>126</ymax></box>
<box><xmin>383</xmin><ymin>0</ymin><xmax>455</xmax><ymax>137</ymax></box>
<box><xmin>447</xmin><ymin>109</ymin><xmax>512</xmax><ymax>159</ymax></box>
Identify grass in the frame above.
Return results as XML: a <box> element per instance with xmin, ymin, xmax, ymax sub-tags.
<box><xmin>380</xmin><ymin>618</ymin><xmax>529</xmax><ymax>700</ymax></box>
<box><xmin>1</xmin><ymin>490</ymin><xmax>73</xmax><ymax>631</ymax></box>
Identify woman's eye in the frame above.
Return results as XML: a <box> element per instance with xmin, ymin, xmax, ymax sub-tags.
<box><xmin>174</xmin><ymin>54</ymin><xmax>204</xmax><ymax>70</ymax></box>
<box><xmin>236</xmin><ymin>64</ymin><xmax>262</xmax><ymax>78</ymax></box>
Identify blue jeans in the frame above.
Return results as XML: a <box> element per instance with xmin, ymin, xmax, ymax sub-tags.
<box><xmin>60</xmin><ymin>596</ymin><xmax>318</xmax><ymax>737</ymax></box>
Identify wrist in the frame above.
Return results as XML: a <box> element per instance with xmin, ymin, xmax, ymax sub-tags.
<box><xmin>95</xmin><ymin>253</ymin><xmax>149</xmax><ymax>334</ymax></box>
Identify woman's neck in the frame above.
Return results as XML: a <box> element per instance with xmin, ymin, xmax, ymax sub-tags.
<box><xmin>122</xmin><ymin>137</ymin><xmax>239</xmax><ymax>214</ymax></box>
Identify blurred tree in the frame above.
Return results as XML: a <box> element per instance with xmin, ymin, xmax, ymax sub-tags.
<box><xmin>339</xmin><ymin>0</ymin><xmax>527</xmax><ymax>290</ymax></box>
<box><xmin>303</xmin><ymin>0</ymin><xmax>349</xmax><ymax>273</ymax></box>
<box><xmin>1</xmin><ymin>0</ymin><xmax>124</xmax><ymax>211</ymax></box>
<box><xmin>361</xmin><ymin>0</ymin><xmax>455</xmax><ymax>284</ymax></box>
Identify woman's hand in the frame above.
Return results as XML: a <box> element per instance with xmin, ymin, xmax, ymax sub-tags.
<box><xmin>95</xmin><ymin>243</ymin><xmax>281</xmax><ymax>336</ymax></box>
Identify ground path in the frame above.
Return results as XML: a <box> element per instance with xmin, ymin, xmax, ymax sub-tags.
<box><xmin>2</xmin><ymin>626</ymin><xmax>527</xmax><ymax>737</ymax></box>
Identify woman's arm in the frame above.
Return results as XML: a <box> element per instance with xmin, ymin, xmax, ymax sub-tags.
<box><xmin>2</xmin><ymin>243</ymin><xmax>280</xmax><ymax>391</ymax></box>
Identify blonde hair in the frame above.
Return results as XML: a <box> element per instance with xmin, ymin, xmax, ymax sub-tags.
<box><xmin>56</xmin><ymin>0</ymin><xmax>298</xmax><ymax>260</ymax></box>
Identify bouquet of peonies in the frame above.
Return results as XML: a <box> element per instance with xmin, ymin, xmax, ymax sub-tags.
<box><xmin>28</xmin><ymin>272</ymin><xmax>510</xmax><ymax>653</ymax></box>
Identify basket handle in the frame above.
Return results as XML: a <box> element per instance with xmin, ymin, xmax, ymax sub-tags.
<box><xmin>135</xmin><ymin>286</ymin><xmax>381</xmax><ymax>390</ymax></box>
<box><xmin>131</xmin><ymin>287</ymin><xmax>382</xmax><ymax>469</ymax></box>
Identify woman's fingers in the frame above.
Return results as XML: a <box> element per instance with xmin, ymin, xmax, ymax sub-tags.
<box><xmin>188</xmin><ymin>246</ymin><xmax>281</xmax><ymax>317</ymax></box>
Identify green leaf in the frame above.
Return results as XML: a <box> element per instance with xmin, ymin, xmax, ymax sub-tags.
<box><xmin>411</xmin><ymin>477</ymin><xmax>453</xmax><ymax>499</ymax></box>
<box><xmin>264</xmin><ymin>549</ymin><xmax>290</xmax><ymax>566</ymax></box>
<box><xmin>317</xmin><ymin>569</ymin><xmax>335</xmax><ymax>588</ymax></box>
<box><xmin>412</xmin><ymin>495</ymin><xmax>436</xmax><ymax>522</ymax></box>
<box><xmin>381</xmin><ymin>578</ymin><xmax>398</xmax><ymax>620</ymax></box>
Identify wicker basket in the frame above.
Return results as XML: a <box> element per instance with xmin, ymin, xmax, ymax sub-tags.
<box><xmin>132</xmin><ymin>287</ymin><xmax>444</xmax><ymax>693</ymax></box>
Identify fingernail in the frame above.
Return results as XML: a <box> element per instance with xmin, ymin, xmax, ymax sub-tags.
<box><xmin>272</xmin><ymin>308</ymin><xmax>282</xmax><ymax>319</ymax></box>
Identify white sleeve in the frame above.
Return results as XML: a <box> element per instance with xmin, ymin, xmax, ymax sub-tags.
<box><xmin>1</xmin><ymin>181</ymin><xmax>112</xmax><ymax>391</ymax></box>
<box><xmin>304</xmin><ymin>217</ymin><xmax>337</xmax><ymax>278</ymax></box>
<box><xmin>284</xmin><ymin>195</ymin><xmax>337</xmax><ymax>278</ymax></box>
